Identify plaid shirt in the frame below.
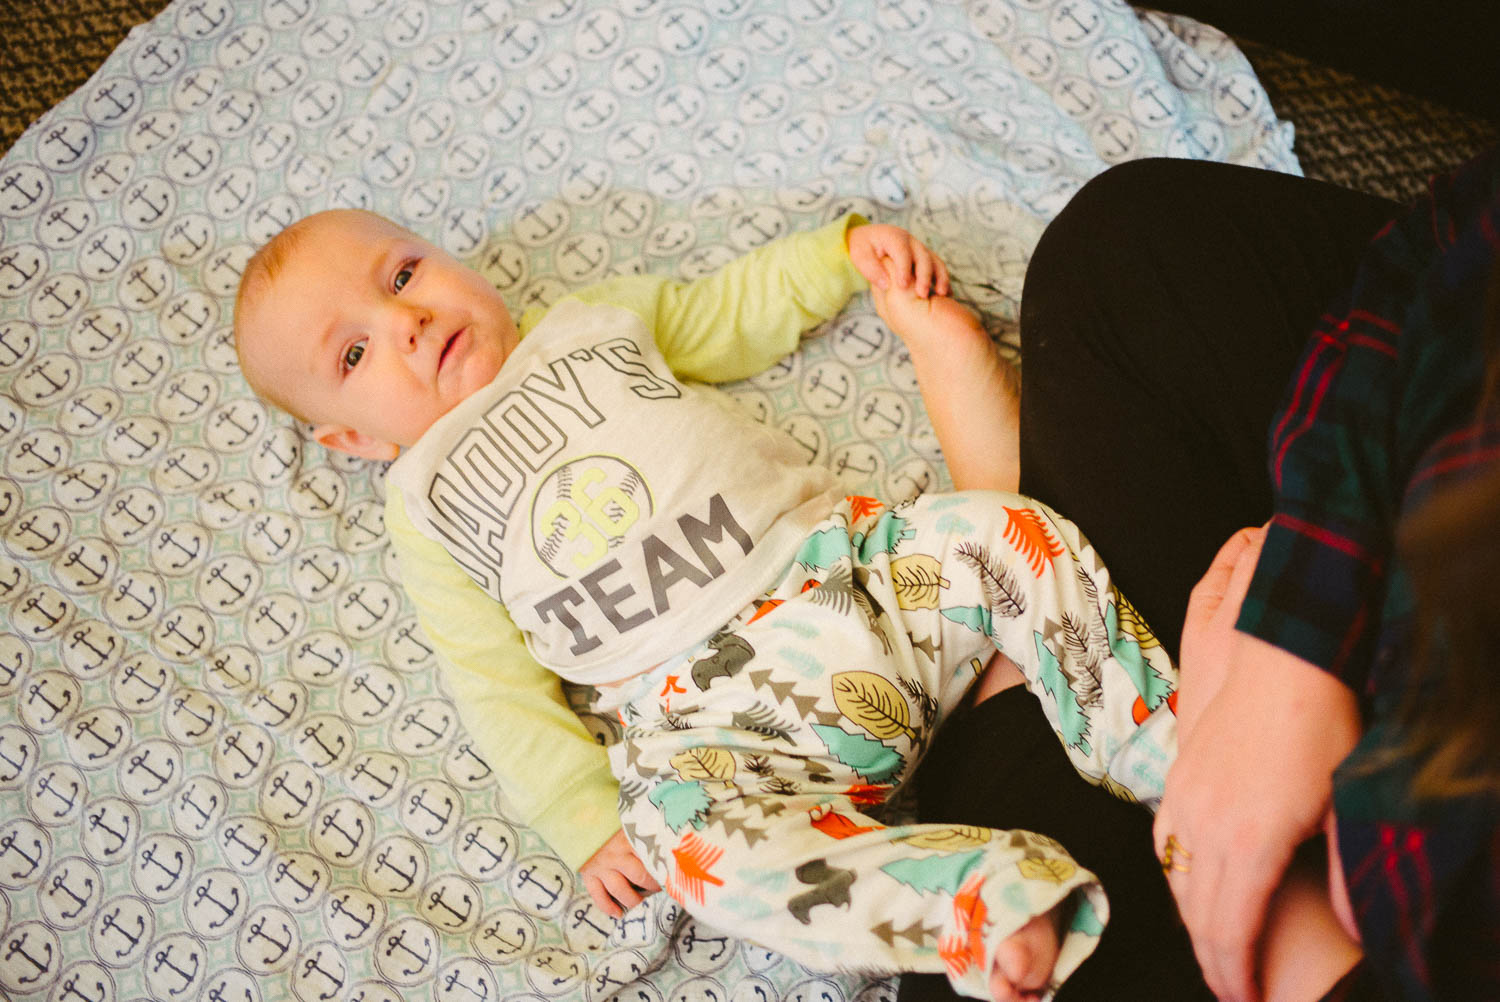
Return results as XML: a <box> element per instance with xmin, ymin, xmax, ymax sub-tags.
<box><xmin>1238</xmin><ymin>147</ymin><xmax>1500</xmax><ymax>1000</ymax></box>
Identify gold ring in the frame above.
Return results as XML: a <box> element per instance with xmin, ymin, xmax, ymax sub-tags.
<box><xmin>1160</xmin><ymin>834</ymin><xmax>1192</xmax><ymax>875</ymax></box>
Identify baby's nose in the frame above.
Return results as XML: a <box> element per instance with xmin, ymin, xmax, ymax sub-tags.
<box><xmin>391</xmin><ymin>303</ymin><xmax>432</xmax><ymax>349</ymax></box>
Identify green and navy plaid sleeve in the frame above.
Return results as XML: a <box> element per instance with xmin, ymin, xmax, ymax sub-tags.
<box><xmin>1236</xmin><ymin>146</ymin><xmax>1500</xmax><ymax>690</ymax></box>
<box><xmin>1240</xmin><ymin>147</ymin><xmax>1500</xmax><ymax>1000</ymax></box>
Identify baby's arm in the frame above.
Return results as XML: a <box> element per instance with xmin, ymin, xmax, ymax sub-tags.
<box><xmin>386</xmin><ymin>492</ymin><xmax>643</xmax><ymax>914</ymax></box>
<box><xmin>618</xmin><ymin>214</ymin><xmax>869</xmax><ymax>383</ymax></box>
<box><xmin>853</xmin><ymin>226</ymin><xmax>1021</xmax><ymax>492</ymax></box>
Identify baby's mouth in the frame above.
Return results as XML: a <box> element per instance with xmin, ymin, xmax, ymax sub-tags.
<box><xmin>439</xmin><ymin>328</ymin><xmax>464</xmax><ymax>370</ymax></box>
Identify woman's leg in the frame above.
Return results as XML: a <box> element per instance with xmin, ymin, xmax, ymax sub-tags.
<box><xmin>901</xmin><ymin>160</ymin><xmax>1397</xmax><ymax>1000</ymax></box>
<box><xmin>1017</xmin><ymin>158</ymin><xmax>1397</xmax><ymax>656</ymax></box>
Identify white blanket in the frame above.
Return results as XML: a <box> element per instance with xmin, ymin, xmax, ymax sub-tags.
<box><xmin>0</xmin><ymin>2</ymin><xmax>1296</xmax><ymax>999</ymax></box>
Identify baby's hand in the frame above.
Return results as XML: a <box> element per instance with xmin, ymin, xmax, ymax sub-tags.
<box><xmin>847</xmin><ymin>223</ymin><xmax>950</xmax><ymax>298</ymax></box>
<box><xmin>580</xmin><ymin>829</ymin><xmax>661</xmax><ymax>918</ymax></box>
<box><xmin>990</xmin><ymin>906</ymin><xmax>1063</xmax><ymax>1002</ymax></box>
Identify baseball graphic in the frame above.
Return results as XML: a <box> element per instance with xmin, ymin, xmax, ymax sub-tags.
<box><xmin>531</xmin><ymin>455</ymin><xmax>652</xmax><ymax>577</ymax></box>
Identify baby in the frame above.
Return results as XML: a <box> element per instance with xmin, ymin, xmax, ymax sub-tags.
<box><xmin>234</xmin><ymin>208</ymin><xmax>1179</xmax><ymax>1001</ymax></box>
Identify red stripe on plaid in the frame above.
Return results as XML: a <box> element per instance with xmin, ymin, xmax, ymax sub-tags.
<box><xmin>1347</xmin><ymin>333</ymin><xmax>1398</xmax><ymax>357</ymax></box>
<box><xmin>1347</xmin><ymin>827</ymin><xmax>1388</xmax><ymax>890</ymax></box>
<box><xmin>1270</xmin><ymin>513</ymin><xmax>1380</xmax><ymax>568</ymax></box>
<box><xmin>1384</xmin><ymin>851</ymin><xmax>1430</xmax><ymax>986</ymax></box>
<box><xmin>1272</xmin><ymin>334</ymin><xmax>1345</xmax><ymax>487</ymax></box>
<box><xmin>1351</xmin><ymin>825</ymin><xmax>1435</xmax><ymax>988</ymax></box>
<box><xmin>1412</xmin><ymin>441</ymin><xmax>1500</xmax><ymax>489</ymax></box>
<box><xmin>1329</xmin><ymin>602</ymin><xmax>1370</xmax><ymax>683</ymax></box>
<box><xmin>1409</xmin><ymin>830</ymin><xmax>1437</xmax><ymax>983</ymax></box>
<box><xmin>1346</xmin><ymin>308</ymin><xmax>1400</xmax><ymax>336</ymax></box>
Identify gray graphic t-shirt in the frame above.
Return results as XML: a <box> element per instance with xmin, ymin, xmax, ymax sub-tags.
<box><xmin>388</xmin><ymin>299</ymin><xmax>839</xmax><ymax>684</ymax></box>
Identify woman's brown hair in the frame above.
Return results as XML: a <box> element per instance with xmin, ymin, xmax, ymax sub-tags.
<box><xmin>1393</xmin><ymin>256</ymin><xmax>1500</xmax><ymax>799</ymax></box>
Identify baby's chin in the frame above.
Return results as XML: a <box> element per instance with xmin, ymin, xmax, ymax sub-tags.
<box><xmin>462</xmin><ymin>344</ymin><xmax>509</xmax><ymax>392</ymax></box>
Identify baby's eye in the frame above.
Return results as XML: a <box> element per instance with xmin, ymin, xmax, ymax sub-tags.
<box><xmin>341</xmin><ymin>340</ymin><xmax>366</xmax><ymax>372</ymax></box>
<box><xmin>393</xmin><ymin>265</ymin><xmax>414</xmax><ymax>292</ymax></box>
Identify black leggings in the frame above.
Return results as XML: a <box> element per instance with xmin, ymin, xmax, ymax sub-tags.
<box><xmin>1018</xmin><ymin>158</ymin><xmax>1396</xmax><ymax>656</ymax></box>
<box><xmin>898</xmin><ymin>159</ymin><xmax>1396</xmax><ymax>1001</ymax></box>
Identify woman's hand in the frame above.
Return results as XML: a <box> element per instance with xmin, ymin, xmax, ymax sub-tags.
<box><xmin>1156</xmin><ymin>529</ymin><xmax>1361</xmax><ymax>1002</ymax></box>
<box><xmin>1174</xmin><ymin>526</ymin><xmax>1265</xmax><ymax>743</ymax></box>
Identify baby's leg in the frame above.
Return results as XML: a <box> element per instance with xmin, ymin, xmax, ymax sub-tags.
<box><xmin>902</xmin><ymin>687</ymin><xmax>1212</xmax><ymax>1002</ymax></box>
<box><xmin>883</xmin><ymin>648</ymin><xmax>1083</xmax><ymax>1000</ymax></box>
<box><xmin>606</xmin><ymin>503</ymin><xmax>1108</xmax><ymax>999</ymax></box>
<box><xmin>970</xmin><ymin>649</ymin><xmax>1027</xmax><ymax>706</ymax></box>
<box><xmin>873</xmin><ymin>287</ymin><xmax>1022</xmax><ymax>494</ymax></box>
<box><xmin>894</xmin><ymin>489</ymin><xmax>1181</xmax><ymax>806</ymax></box>
<box><xmin>894</xmin><ymin>492</ymin><xmax>1209</xmax><ymax>998</ymax></box>
<box><xmin>612</xmin><ymin>729</ymin><xmax>1099</xmax><ymax>1001</ymax></box>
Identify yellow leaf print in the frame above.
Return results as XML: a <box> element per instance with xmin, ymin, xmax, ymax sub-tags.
<box><xmin>899</xmin><ymin>826</ymin><xmax>993</xmax><ymax>850</ymax></box>
<box><xmin>1008</xmin><ymin>830</ymin><xmax>1065</xmax><ymax>854</ymax></box>
<box><xmin>1099</xmin><ymin>773</ymin><xmax>1139</xmax><ymax>804</ymax></box>
<box><xmin>890</xmin><ymin>554</ymin><xmax>950</xmax><ymax>610</ymax></box>
<box><xmin>670</xmin><ymin>747</ymin><xmax>735</xmax><ymax>783</ymax></box>
<box><xmin>832</xmin><ymin>671</ymin><xmax>917</xmax><ymax>741</ymax></box>
<box><xmin>1113</xmin><ymin>588</ymin><xmax>1161</xmax><ymax>650</ymax></box>
<box><xmin>1017</xmin><ymin>856</ymin><xmax>1077</xmax><ymax>884</ymax></box>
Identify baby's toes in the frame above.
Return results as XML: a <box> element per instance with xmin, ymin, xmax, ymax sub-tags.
<box><xmin>988</xmin><ymin>912</ymin><xmax>1060</xmax><ymax>1002</ymax></box>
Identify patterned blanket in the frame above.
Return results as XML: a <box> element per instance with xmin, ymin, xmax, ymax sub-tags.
<box><xmin>0</xmin><ymin>2</ymin><xmax>1297</xmax><ymax>1000</ymax></box>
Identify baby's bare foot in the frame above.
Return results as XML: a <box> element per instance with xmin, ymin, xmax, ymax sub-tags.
<box><xmin>871</xmin><ymin>285</ymin><xmax>984</xmax><ymax>347</ymax></box>
<box><xmin>988</xmin><ymin>909</ymin><xmax>1061</xmax><ymax>1002</ymax></box>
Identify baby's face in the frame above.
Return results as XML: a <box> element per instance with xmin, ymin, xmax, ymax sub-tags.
<box><xmin>238</xmin><ymin>210</ymin><xmax>518</xmax><ymax>459</ymax></box>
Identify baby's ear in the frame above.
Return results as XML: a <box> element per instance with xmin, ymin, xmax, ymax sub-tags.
<box><xmin>313</xmin><ymin>423</ymin><xmax>400</xmax><ymax>461</ymax></box>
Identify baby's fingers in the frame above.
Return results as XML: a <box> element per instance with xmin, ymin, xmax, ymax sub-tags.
<box><xmin>626</xmin><ymin>858</ymin><xmax>661</xmax><ymax>894</ymax></box>
<box><xmin>879</xmin><ymin>243</ymin><xmax>916</xmax><ymax>290</ymax></box>
<box><xmin>932</xmin><ymin>251</ymin><xmax>950</xmax><ymax>296</ymax></box>
<box><xmin>911</xmin><ymin>245</ymin><xmax>933</xmax><ymax>298</ymax></box>
<box><xmin>604</xmin><ymin>871</ymin><xmax>647</xmax><ymax>914</ymax></box>
<box><xmin>910</xmin><ymin>241</ymin><xmax>951</xmax><ymax>298</ymax></box>
<box><xmin>583</xmin><ymin>873</ymin><xmax>622</xmax><ymax>918</ymax></box>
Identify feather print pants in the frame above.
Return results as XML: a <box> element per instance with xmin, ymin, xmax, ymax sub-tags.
<box><xmin>608</xmin><ymin>490</ymin><xmax>1178</xmax><ymax>999</ymax></box>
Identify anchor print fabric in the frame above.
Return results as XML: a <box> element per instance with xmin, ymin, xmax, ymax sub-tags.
<box><xmin>610</xmin><ymin>491</ymin><xmax>1177</xmax><ymax>998</ymax></box>
<box><xmin>0</xmin><ymin>1</ymin><xmax>1297</xmax><ymax>1000</ymax></box>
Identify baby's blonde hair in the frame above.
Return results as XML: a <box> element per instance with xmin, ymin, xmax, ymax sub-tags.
<box><xmin>233</xmin><ymin>216</ymin><xmax>319</xmax><ymax>421</ymax></box>
<box><xmin>236</xmin><ymin>209</ymin><xmax>411</xmax><ymax>420</ymax></box>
